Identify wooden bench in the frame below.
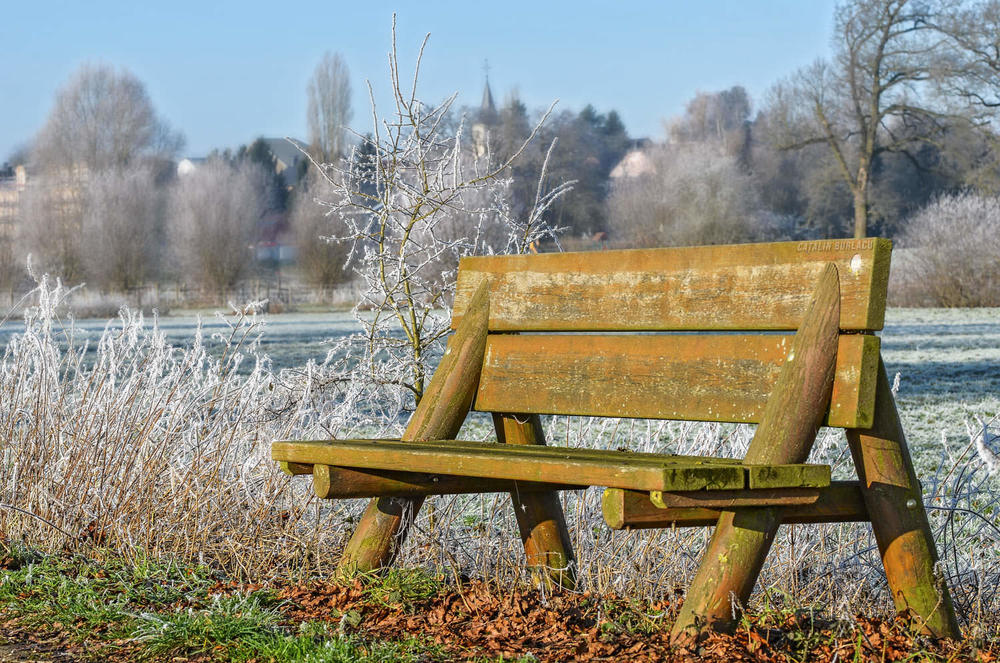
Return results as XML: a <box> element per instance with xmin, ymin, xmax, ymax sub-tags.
<box><xmin>272</xmin><ymin>240</ymin><xmax>960</xmax><ymax>642</ymax></box>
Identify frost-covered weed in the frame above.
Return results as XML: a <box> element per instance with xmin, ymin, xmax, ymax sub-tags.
<box><xmin>309</xmin><ymin>17</ymin><xmax>569</xmax><ymax>414</ymax></box>
<box><xmin>0</xmin><ymin>277</ymin><xmax>345</xmax><ymax>578</ymax></box>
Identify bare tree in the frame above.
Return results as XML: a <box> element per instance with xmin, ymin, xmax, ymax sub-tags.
<box><xmin>307</xmin><ymin>52</ymin><xmax>353</xmax><ymax>162</ymax></box>
<box><xmin>938</xmin><ymin>0</ymin><xmax>1000</xmax><ymax>110</ymax></box>
<box><xmin>607</xmin><ymin>143</ymin><xmax>761</xmax><ymax>248</ymax></box>
<box><xmin>33</xmin><ymin>63</ymin><xmax>183</xmax><ymax>174</ymax></box>
<box><xmin>313</xmin><ymin>17</ymin><xmax>568</xmax><ymax>407</ymax></box>
<box><xmin>169</xmin><ymin>161</ymin><xmax>264</xmax><ymax>298</ymax></box>
<box><xmin>19</xmin><ymin>172</ymin><xmax>87</xmax><ymax>282</ymax></box>
<box><xmin>290</xmin><ymin>169</ymin><xmax>351</xmax><ymax>291</ymax></box>
<box><xmin>0</xmin><ymin>236</ymin><xmax>22</xmax><ymax>302</ymax></box>
<box><xmin>668</xmin><ymin>86</ymin><xmax>751</xmax><ymax>159</ymax></box>
<box><xmin>81</xmin><ymin>166</ymin><xmax>164</xmax><ymax>291</ymax></box>
<box><xmin>766</xmin><ymin>0</ymin><xmax>974</xmax><ymax>238</ymax></box>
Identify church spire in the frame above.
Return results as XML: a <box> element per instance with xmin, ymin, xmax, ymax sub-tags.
<box><xmin>481</xmin><ymin>81</ymin><xmax>496</xmax><ymax>114</ymax></box>
<box><xmin>480</xmin><ymin>59</ymin><xmax>497</xmax><ymax>121</ymax></box>
<box><xmin>472</xmin><ymin>60</ymin><xmax>498</xmax><ymax>157</ymax></box>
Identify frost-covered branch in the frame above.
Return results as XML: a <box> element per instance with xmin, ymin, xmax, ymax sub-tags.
<box><xmin>307</xmin><ymin>16</ymin><xmax>569</xmax><ymax>423</ymax></box>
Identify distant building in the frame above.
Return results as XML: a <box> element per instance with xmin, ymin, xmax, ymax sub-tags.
<box><xmin>0</xmin><ymin>163</ymin><xmax>87</xmax><ymax>251</ymax></box>
<box><xmin>0</xmin><ymin>164</ymin><xmax>26</xmax><ymax>242</ymax></box>
<box><xmin>255</xmin><ymin>210</ymin><xmax>297</xmax><ymax>264</ymax></box>
<box><xmin>472</xmin><ymin>79</ymin><xmax>498</xmax><ymax>158</ymax></box>
<box><xmin>177</xmin><ymin>157</ymin><xmax>206</xmax><ymax>177</ymax></box>
<box><xmin>258</xmin><ymin>138</ymin><xmax>309</xmax><ymax>187</ymax></box>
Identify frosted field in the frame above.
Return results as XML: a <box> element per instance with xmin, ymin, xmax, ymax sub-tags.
<box><xmin>0</xmin><ymin>311</ymin><xmax>361</xmax><ymax>370</ymax></box>
<box><xmin>880</xmin><ymin>308</ymin><xmax>1000</xmax><ymax>466</ymax></box>
<box><xmin>3</xmin><ymin>306</ymin><xmax>993</xmax><ymax>459</ymax></box>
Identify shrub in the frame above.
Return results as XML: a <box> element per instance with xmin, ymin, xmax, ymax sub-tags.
<box><xmin>606</xmin><ymin>143</ymin><xmax>763</xmax><ymax>248</ymax></box>
<box><xmin>893</xmin><ymin>191</ymin><xmax>1000</xmax><ymax>306</ymax></box>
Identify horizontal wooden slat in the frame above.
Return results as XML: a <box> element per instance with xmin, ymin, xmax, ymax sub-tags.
<box><xmin>307</xmin><ymin>465</ymin><xmax>587</xmax><ymax>499</ymax></box>
<box><xmin>453</xmin><ymin>240</ymin><xmax>891</xmax><ymax>332</ymax></box>
<box><xmin>340</xmin><ymin>438</ymin><xmax>746</xmax><ymax>465</ymax></box>
<box><xmin>272</xmin><ymin>439</ymin><xmax>744</xmax><ymax>491</ymax></box>
<box><xmin>603</xmin><ymin>482</ymin><xmax>869</xmax><ymax>530</ymax></box>
<box><xmin>272</xmin><ymin>440</ymin><xmax>828</xmax><ymax>492</ymax></box>
<box><xmin>474</xmin><ymin>333</ymin><xmax>880</xmax><ymax>428</ymax></box>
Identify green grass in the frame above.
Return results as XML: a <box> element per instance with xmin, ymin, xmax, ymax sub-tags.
<box><xmin>590</xmin><ymin>596</ymin><xmax>670</xmax><ymax>637</ymax></box>
<box><xmin>0</xmin><ymin>546</ymin><xmax>217</xmax><ymax>641</ymax></box>
<box><xmin>133</xmin><ymin>595</ymin><xmax>439</xmax><ymax>662</ymax></box>
<box><xmin>0</xmin><ymin>544</ymin><xmax>446</xmax><ymax>662</ymax></box>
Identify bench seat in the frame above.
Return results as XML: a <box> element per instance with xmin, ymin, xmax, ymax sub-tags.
<box><xmin>271</xmin><ymin>438</ymin><xmax>830</xmax><ymax>493</ymax></box>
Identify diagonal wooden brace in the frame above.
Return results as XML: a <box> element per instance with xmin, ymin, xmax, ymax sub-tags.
<box><xmin>671</xmin><ymin>263</ymin><xmax>842</xmax><ymax>645</ymax></box>
<box><xmin>337</xmin><ymin>281</ymin><xmax>492</xmax><ymax>575</ymax></box>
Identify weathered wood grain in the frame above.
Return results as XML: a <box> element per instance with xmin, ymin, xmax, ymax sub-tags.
<box><xmin>453</xmin><ymin>239</ymin><xmax>890</xmax><ymax>332</ymax></box>
<box><xmin>603</xmin><ymin>482</ymin><xmax>869</xmax><ymax>529</ymax></box>
<box><xmin>494</xmin><ymin>413</ymin><xmax>576</xmax><ymax>590</ymax></box>
<box><xmin>275</xmin><ymin>438</ymin><xmax>742</xmax><ymax>464</ymax></box>
<box><xmin>671</xmin><ymin>262</ymin><xmax>841</xmax><ymax>644</ymax></box>
<box><xmin>273</xmin><ymin>439</ymin><xmax>745</xmax><ymax>492</ymax></box>
<box><xmin>746</xmin><ymin>463</ymin><xmax>830</xmax><ymax>489</ymax></box>
<box><xmin>846</xmin><ymin>360</ymin><xmax>961</xmax><ymax>638</ymax></box>
<box><xmin>336</xmin><ymin>281</ymin><xmax>491</xmax><ymax>576</ymax></box>
<box><xmin>278</xmin><ymin>461</ymin><xmax>312</xmax><ymax>476</ymax></box>
<box><xmin>276</xmin><ymin>437</ymin><xmax>744</xmax><ymax>465</ymax></box>
<box><xmin>649</xmin><ymin>485</ymin><xmax>823</xmax><ymax>509</ymax></box>
<box><xmin>309</xmin><ymin>465</ymin><xmax>585</xmax><ymax>498</ymax></box>
<box><xmin>474</xmin><ymin>333</ymin><xmax>879</xmax><ymax>429</ymax></box>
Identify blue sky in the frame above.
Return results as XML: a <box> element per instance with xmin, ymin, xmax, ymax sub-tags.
<box><xmin>1</xmin><ymin>1</ymin><xmax>836</xmax><ymax>161</ymax></box>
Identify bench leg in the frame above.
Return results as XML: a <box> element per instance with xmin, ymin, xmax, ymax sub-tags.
<box><xmin>494</xmin><ymin>413</ymin><xmax>576</xmax><ymax>590</ymax></box>
<box><xmin>671</xmin><ymin>263</ymin><xmax>841</xmax><ymax>645</ymax></box>
<box><xmin>845</xmin><ymin>360</ymin><xmax>960</xmax><ymax>639</ymax></box>
<box><xmin>338</xmin><ymin>495</ymin><xmax>425</xmax><ymax>575</ymax></box>
<box><xmin>337</xmin><ymin>282</ymin><xmax>491</xmax><ymax>576</ymax></box>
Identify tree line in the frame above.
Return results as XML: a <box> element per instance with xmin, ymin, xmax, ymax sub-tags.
<box><xmin>3</xmin><ymin>61</ymin><xmax>354</xmax><ymax>301</ymax></box>
<box><xmin>7</xmin><ymin>0</ymin><xmax>1000</xmax><ymax>306</ymax></box>
<box><xmin>610</xmin><ymin>0</ymin><xmax>1000</xmax><ymax>248</ymax></box>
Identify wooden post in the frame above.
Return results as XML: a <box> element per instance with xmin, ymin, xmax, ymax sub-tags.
<box><xmin>671</xmin><ymin>263</ymin><xmax>842</xmax><ymax>645</ymax></box>
<box><xmin>493</xmin><ymin>412</ymin><xmax>577</xmax><ymax>590</ymax></box>
<box><xmin>846</xmin><ymin>361</ymin><xmax>960</xmax><ymax>639</ymax></box>
<box><xmin>337</xmin><ymin>281</ymin><xmax>491</xmax><ymax>575</ymax></box>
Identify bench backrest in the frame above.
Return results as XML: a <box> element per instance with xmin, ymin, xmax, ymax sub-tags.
<box><xmin>452</xmin><ymin>240</ymin><xmax>891</xmax><ymax>429</ymax></box>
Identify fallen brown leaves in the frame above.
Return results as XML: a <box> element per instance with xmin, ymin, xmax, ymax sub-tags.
<box><xmin>0</xmin><ymin>616</ymin><xmax>93</xmax><ymax>662</ymax></box>
<box><xmin>273</xmin><ymin>579</ymin><xmax>997</xmax><ymax>662</ymax></box>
